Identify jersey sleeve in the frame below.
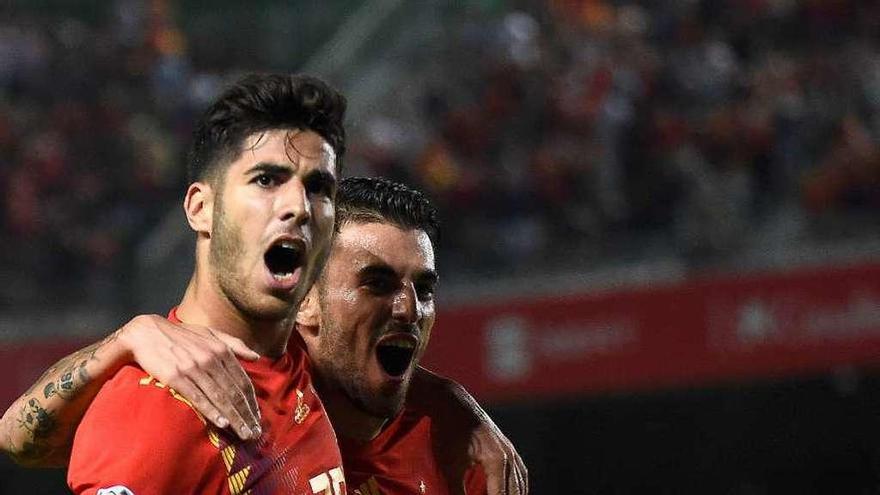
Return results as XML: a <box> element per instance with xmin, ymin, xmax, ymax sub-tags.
<box><xmin>67</xmin><ymin>366</ymin><xmax>226</xmax><ymax>495</ymax></box>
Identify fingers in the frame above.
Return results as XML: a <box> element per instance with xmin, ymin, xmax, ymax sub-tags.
<box><xmin>216</xmin><ymin>348</ymin><xmax>261</xmax><ymax>432</ymax></box>
<box><xmin>169</xmin><ymin>346</ymin><xmax>260</xmax><ymax>441</ymax></box>
<box><xmin>212</xmin><ymin>336</ymin><xmax>263</xmax><ymax>430</ymax></box>
<box><xmin>171</xmin><ymin>324</ymin><xmax>261</xmax><ymax>437</ymax></box>
<box><xmin>215</xmin><ymin>333</ymin><xmax>260</xmax><ymax>362</ymax></box>
<box><xmin>484</xmin><ymin>462</ymin><xmax>505</xmax><ymax>495</ymax></box>
<box><xmin>125</xmin><ymin>317</ymin><xmax>262</xmax><ymax>441</ymax></box>
<box><xmin>197</xmin><ymin>374</ymin><xmax>254</xmax><ymax>440</ymax></box>
<box><xmin>513</xmin><ymin>452</ymin><xmax>528</xmax><ymax>494</ymax></box>
<box><xmin>502</xmin><ymin>451</ymin><xmax>512</xmax><ymax>495</ymax></box>
<box><xmin>469</xmin><ymin>425</ymin><xmax>529</xmax><ymax>495</ymax></box>
<box><xmin>165</xmin><ymin>375</ymin><xmax>229</xmax><ymax>430</ymax></box>
<box><xmin>472</xmin><ymin>432</ymin><xmax>508</xmax><ymax>495</ymax></box>
<box><xmin>507</xmin><ymin>456</ymin><xmax>523</xmax><ymax>495</ymax></box>
<box><xmin>202</xmin><ymin>335</ymin><xmax>261</xmax><ymax>433</ymax></box>
<box><xmin>501</xmin><ymin>445</ymin><xmax>526</xmax><ymax>494</ymax></box>
<box><xmin>509</xmin><ymin>451</ymin><xmax>523</xmax><ymax>495</ymax></box>
<box><xmin>498</xmin><ymin>432</ymin><xmax>527</xmax><ymax>495</ymax></box>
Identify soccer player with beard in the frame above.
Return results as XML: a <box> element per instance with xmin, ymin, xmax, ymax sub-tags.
<box><xmin>1</xmin><ymin>73</ymin><xmax>349</xmax><ymax>494</ymax></box>
<box><xmin>294</xmin><ymin>176</ymin><xmax>522</xmax><ymax>495</ymax></box>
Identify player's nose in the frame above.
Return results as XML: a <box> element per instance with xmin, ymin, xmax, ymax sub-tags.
<box><xmin>278</xmin><ymin>179</ymin><xmax>311</xmax><ymax>227</ymax></box>
<box><xmin>391</xmin><ymin>282</ymin><xmax>420</xmax><ymax>324</ymax></box>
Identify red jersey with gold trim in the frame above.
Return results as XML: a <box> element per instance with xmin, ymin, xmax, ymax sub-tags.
<box><xmin>68</xmin><ymin>311</ymin><xmax>346</xmax><ymax>495</ymax></box>
<box><xmin>341</xmin><ymin>406</ymin><xmax>487</xmax><ymax>495</ymax></box>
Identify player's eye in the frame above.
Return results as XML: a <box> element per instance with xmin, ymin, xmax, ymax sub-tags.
<box><xmin>363</xmin><ymin>277</ymin><xmax>396</xmax><ymax>295</ymax></box>
<box><xmin>415</xmin><ymin>282</ymin><xmax>436</xmax><ymax>301</ymax></box>
<box><xmin>304</xmin><ymin>174</ymin><xmax>335</xmax><ymax>197</ymax></box>
<box><xmin>253</xmin><ymin>173</ymin><xmax>277</xmax><ymax>188</ymax></box>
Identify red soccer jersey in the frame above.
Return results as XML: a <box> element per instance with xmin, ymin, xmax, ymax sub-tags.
<box><xmin>341</xmin><ymin>406</ymin><xmax>487</xmax><ymax>495</ymax></box>
<box><xmin>68</xmin><ymin>310</ymin><xmax>346</xmax><ymax>495</ymax></box>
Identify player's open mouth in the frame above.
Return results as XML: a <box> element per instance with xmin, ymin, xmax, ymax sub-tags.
<box><xmin>264</xmin><ymin>238</ymin><xmax>305</xmax><ymax>280</ymax></box>
<box><xmin>375</xmin><ymin>334</ymin><xmax>417</xmax><ymax>378</ymax></box>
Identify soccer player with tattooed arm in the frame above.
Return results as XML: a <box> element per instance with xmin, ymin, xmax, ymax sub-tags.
<box><xmin>0</xmin><ymin>74</ymin><xmax>526</xmax><ymax>492</ymax></box>
<box><xmin>3</xmin><ymin>72</ymin><xmax>350</xmax><ymax>494</ymax></box>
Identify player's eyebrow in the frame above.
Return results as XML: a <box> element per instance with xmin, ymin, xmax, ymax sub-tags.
<box><xmin>244</xmin><ymin>162</ymin><xmax>294</xmax><ymax>177</ymax></box>
<box><xmin>358</xmin><ymin>264</ymin><xmax>397</xmax><ymax>280</ymax></box>
<box><xmin>358</xmin><ymin>263</ymin><xmax>438</xmax><ymax>285</ymax></box>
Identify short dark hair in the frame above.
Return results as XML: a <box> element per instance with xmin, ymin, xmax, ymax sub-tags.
<box><xmin>187</xmin><ymin>73</ymin><xmax>346</xmax><ymax>183</ymax></box>
<box><xmin>335</xmin><ymin>177</ymin><xmax>440</xmax><ymax>244</ymax></box>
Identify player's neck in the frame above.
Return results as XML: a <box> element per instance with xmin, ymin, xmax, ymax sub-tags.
<box><xmin>317</xmin><ymin>381</ymin><xmax>388</xmax><ymax>443</ymax></box>
<box><xmin>177</xmin><ymin>273</ymin><xmax>293</xmax><ymax>358</ymax></box>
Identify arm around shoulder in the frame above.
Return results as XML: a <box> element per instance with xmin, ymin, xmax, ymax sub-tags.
<box><xmin>0</xmin><ymin>327</ymin><xmax>133</xmax><ymax>467</ymax></box>
<box><xmin>410</xmin><ymin>367</ymin><xmax>529</xmax><ymax>495</ymax></box>
<box><xmin>1</xmin><ymin>312</ymin><xmax>262</xmax><ymax>467</ymax></box>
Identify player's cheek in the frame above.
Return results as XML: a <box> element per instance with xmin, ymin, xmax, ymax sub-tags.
<box><xmin>316</xmin><ymin>201</ymin><xmax>334</xmax><ymax>229</ymax></box>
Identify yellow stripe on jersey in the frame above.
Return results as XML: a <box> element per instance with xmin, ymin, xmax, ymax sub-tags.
<box><xmin>136</xmin><ymin>374</ymin><xmax>206</xmax><ymax>425</ymax></box>
<box><xmin>212</xmin><ymin>432</ymin><xmax>253</xmax><ymax>493</ymax></box>
<box><xmin>208</xmin><ymin>430</ymin><xmax>221</xmax><ymax>448</ymax></box>
<box><xmin>138</xmin><ymin>373</ymin><xmax>257</xmax><ymax>493</ymax></box>
<box><xmin>228</xmin><ymin>465</ymin><xmax>252</xmax><ymax>495</ymax></box>
<box><xmin>222</xmin><ymin>445</ymin><xmax>236</xmax><ymax>471</ymax></box>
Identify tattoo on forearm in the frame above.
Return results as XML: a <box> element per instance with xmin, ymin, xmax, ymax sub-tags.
<box><xmin>40</xmin><ymin>343</ymin><xmax>99</xmax><ymax>401</ymax></box>
<box><xmin>7</xmin><ymin>330</ymin><xmax>120</xmax><ymax>462</ymax></box>
<box><xmin>13</xmin><ymin>397</ymin><xmax>57</xmax><ymax>461</ymax></box>
<box><xmin>43</xmin><ymin>382</ymin><xmax>56</xmax><ymax>399</ymax></box>
<box><xmin>37</xmin><ymin>330</ymin><xmax>119</xmax><ymax>401</ymax></box>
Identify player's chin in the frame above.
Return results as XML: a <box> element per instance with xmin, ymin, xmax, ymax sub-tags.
<box><xmin>369</xmin><ymin>390</ymin><xmax>407</xmax><ymax>419</ymax></box>
<box><xmin>268</xmin><ymin>285</ymin><xmax>301</xmax><ymax>306</ymax></box>
<box><xmin>247</xmin><ymin>294</ymin><xmax>297</xmax><ymax>321</ymax></box>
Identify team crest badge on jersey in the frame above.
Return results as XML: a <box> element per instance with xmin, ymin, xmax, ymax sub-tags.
<box><xmin>294</xmin><ymin>389</ymin><xmax>310</xmax><ymax>424</ymax></box>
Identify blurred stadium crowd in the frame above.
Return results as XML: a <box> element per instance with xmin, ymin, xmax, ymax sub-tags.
<box><xmin>0</xmin><ymin>1</ymin><xmax>196</xmax><ymax>308</ymax></box>
<box><xmin>1</xmin><ymin>0</ymin><xmax>878</xmax><ymax>310</ymax></box>
<box><xmin>353</xmin><ymin>0</ymin><xmax>880</xmax><ymax>276</ymax></box>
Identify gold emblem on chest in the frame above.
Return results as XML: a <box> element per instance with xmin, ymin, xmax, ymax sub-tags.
<box><xmin>294</xmin><ymin>389</ymin><xmax>310</xmax><ymax>424</ymax></box>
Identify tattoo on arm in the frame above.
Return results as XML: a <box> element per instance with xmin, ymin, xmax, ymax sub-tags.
<box><xmin>32</xmin><ymin>343</ymin><xmax>99</xmax><ymax>401</ymax></box>
<box><xmin>3</xmin><ymin>330</ymin><xmax>121</xmax><ymax>465</ymax></box>
<box><xmin>10</xmin><ymin>398</ymin><xmax>57</xmax><ymax>463</ymax></box>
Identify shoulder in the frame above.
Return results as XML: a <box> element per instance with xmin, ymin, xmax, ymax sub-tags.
<box><xmin>356</xmin><ymin>406</ymin><xmax>433</xmax><ymax>455</ymax></box>
<box><xmin>83</xmin><ymin>364</ymin><xmax>207</xmax><ymax>429</ymax></box>
<box><xmin>68</xmin><ymin>365</ymin><xmax>223</xmax><ymax>493</ymax></box>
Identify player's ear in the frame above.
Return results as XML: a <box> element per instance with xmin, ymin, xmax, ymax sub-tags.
<box><xmin>296</xmin><ymin>287</ymin><xmax>321</xmax><ymax>332</ymax></box>
<box><xmin>296</xmin><ymin>287</ymin><xmax>321</xmax><ymax>350</ymax></box>
<box><xmin>184</xmin><ymin>181</ymin><xmax>214</xmax><ymax>235</ymax></box>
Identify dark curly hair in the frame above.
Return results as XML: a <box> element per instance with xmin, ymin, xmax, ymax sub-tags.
<box><xmin>187</xmin><ymin>73</ymin><xmax>346</xmax><ymax>183</ymax></box>
<box><xmin>335</xmin><ymin>176</ymin><xmax>439</xmax><ymax>244</ymax></box>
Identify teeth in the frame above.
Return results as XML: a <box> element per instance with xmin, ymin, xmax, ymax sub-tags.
<box><xmin>272</xmin><ymin>272</ymin><xmax>292</xmax><ymax>279</ymax></box>
<box><xmin>383</xmin><ymin>338</ymin><xmax>415</xmax><ymax>350</ymax></box>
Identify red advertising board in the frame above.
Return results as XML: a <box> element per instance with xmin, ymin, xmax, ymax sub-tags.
<box><xmin>421</xmin><ymin>263</ymin><xmax>880</xmax><ymax>402</ymax></box>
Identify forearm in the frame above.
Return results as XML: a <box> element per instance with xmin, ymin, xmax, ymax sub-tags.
<box><xmin>0</xmin><ymin>330</ymin><xmax>131</xmax><ymax>467</ymax></box>
<box><xmin>412</xmin><ymin>367</ymin><xmax>528</xmax><ymax>494</ymax></box>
